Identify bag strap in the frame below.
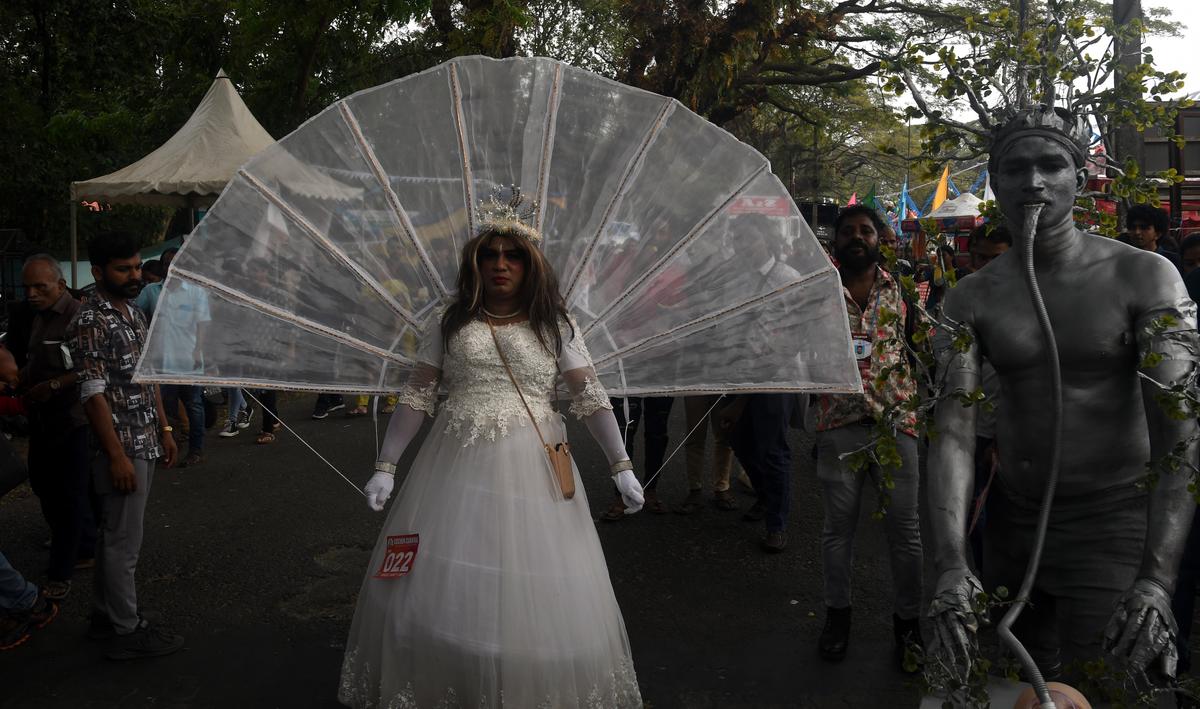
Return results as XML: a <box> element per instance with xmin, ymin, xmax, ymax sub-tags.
<box><xmin>486</xmin><ymin>317</ymin><xmax>552</xmax><ymax>450</ymax></box>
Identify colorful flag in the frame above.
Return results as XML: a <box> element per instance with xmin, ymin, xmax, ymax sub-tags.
<box><xmin>967</xmin><ymin>168</ymin><xmax>988</xmax><ymax>195</ymax></box>
<box><xmin>847</xmin><ymin>192</ymin><xmax>858</xmax><ymax>206</ymax></box>
<box><xmin>932</xmin><ymin>165</ymin><xmax>950</xmax><ymax>211</ymax></box>
<box><xmin>864</xmin><ymin>184</ymin><xmax>878</xmax><ymax>210</ymax></box>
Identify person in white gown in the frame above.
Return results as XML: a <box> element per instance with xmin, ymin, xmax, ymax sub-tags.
<box><xmin>338</xmin><ymin>210</ymin><xmax>647</xmax><ymax>709</ymax></box>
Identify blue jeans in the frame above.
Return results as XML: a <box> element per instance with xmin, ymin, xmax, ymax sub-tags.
<box><xmin>0</xmin><ymin>551</ymin><xmax>37</xmax><ymax>612</ymax></box>
<box><xmin>162</xmin><ymin>384</ymin><xmax>204</xmax><ymax>453</ymax></box>
<box><xmin>225</xmin><ymin>388</ymin><xmax>246</xmax><ymax>425</ymax></box>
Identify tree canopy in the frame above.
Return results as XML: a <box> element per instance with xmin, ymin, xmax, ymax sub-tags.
<box><xmin>0</xmin><ymin>0</ymin><xmax>1186</xmax><ymax>253</ymax></box>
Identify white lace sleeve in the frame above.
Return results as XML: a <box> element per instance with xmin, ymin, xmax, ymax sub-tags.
<box><xmin>397</xmin><ymin>316</ymin><xmax>444</xmax><ymax>415</ymax></box>
<box><xmin>396</xmin><ymin>365</ymin><xmax>440</xmax><ymax>415</ymax></box>
<box><xmin>558</xmin><ymin>315</ymin><xmax>612</xmax><ymax>419</ymax></box>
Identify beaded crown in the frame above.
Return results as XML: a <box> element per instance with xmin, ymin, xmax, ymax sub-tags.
<box><xmin>474</xmin><ymin>187</ymin><xmax>542</xmax><ymax>244</ymax></box>
<box><xmin>988</xmin><ymin>105</ymin><xmax>1091</xmax><ymax>169</ymax></box>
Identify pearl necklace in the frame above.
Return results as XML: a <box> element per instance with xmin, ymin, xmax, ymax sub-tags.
<box><xmin>482</xmin><ymin>307</ymin><xmax>522</xmax><ymax>319</ymax></box>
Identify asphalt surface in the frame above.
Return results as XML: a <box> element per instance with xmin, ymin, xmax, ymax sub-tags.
<box><xmin>1</xmin><ymin>394</ymin><xmax>928</xmax><ymax>708</ymax></box>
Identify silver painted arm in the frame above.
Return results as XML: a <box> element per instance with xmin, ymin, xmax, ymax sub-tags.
<box><xmin>1103</xmin><ymin>290</ymin><xmax>1199</xmax><ymax>677</ymax></box>
<box><xmin>926</xmin><ymin>291</ymin><xmax>985</xmax><ymax>671</ymax></box>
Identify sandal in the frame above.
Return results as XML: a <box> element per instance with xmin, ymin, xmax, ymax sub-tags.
<box><xmin>347</xmin><ymin>406</ymin><xmax>369</xmax><ymax>417</ymax></box>
<box><xmin>256</xmin><ymin>432</ymin><xmax>276</xmax><ymax>445</ymax></box>
<box><xmin>380</xmin><ymin>404</ymin><xmax>396</xmax><ymax>414</ymax></box>
<box><xmin>600</xmin><ymin>499</ymin><xmax>627</xmax><ymax>522</ymax></box>
<box><xmin>673</xmin><ymin>490</ymin><xmax>704</xmax><ymax>515</ymax></box>
<box><xmin>713</xmin><ymin>489</ymin><xmax>739</xmax><ymax>511</ymax></box>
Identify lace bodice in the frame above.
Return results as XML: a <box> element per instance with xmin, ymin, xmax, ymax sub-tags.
<box><xmin>396</xmin><ymin>314</ymin><xmax>611</xmax><ymax>446</ymax></box>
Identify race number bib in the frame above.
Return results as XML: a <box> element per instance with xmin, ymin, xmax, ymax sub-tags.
<box><xmin>374</xmin><ymin>534</ymin><xmax>419</xmax><ymax>579</ymax></box>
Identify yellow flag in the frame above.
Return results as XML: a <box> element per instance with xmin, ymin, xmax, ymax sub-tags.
<box><xmin>932</xmin><ymin>165</ymin><xmax>950</xmax><ymax>211</ymax></box>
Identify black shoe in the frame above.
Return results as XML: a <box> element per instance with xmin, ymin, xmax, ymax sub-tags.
<box><xmin>311</xmin><ymin>408</ymin><xmax>329</xmax><ymax>420</ymax></box>
<box><xmin>326</xmin><ymin>401</ymin><xmax>346</xmax><ymax>413</ymax></box>
<box><xmin>742</xmin><ymin>501</ymin><xmax>765</xmax><ymax>522</ymax></box>
<box><xmin>893</xmin><ymin>614</ymin><xmax>923</xmax><ymax>674</ymax></box>
<box><xmin>761</xmin><ymin>530</ymin><xmax>787</xmax><ymax>553</ymax></box>
<box><xmin>236</xmin><ymin>407</ymin><xmax>253</xmax><ymax>429</ymax></box>
<box><xmin>818</xmin><ymin>606</ymin><xmax>852</xmax><ymax>662</ymax></box>
<box><xmin>105</xmin><ymin>619</ymin><xmax>184</xmax><ymax>661</ymax></box>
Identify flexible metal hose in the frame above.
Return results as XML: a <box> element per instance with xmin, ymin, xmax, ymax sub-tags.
<box><xmin>997</xmin><ymin>202</ymin><xmax>1059</xmax><ymax>709</ymax></box>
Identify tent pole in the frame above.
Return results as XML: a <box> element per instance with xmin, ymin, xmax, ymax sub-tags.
<box><xmin>70</xmin><ymin>199</ymin><xmax>77</xmax><ymax>288</ymax></box>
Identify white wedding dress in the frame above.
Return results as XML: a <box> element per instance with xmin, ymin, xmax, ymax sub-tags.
<box><xmin>338</xmin><ymin>315</ymin><xmax>642</xmax><ymax>709</ymax></box>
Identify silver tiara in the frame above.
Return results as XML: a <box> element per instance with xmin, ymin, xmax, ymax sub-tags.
<box><xmin>474</xmin><ymin>187</ymin><xmax>541</xmax><ymax>243</ymax></box>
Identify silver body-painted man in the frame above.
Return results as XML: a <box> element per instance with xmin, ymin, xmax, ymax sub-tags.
<box><xmin>926</xmin><ymin>106</ymin><xmax>1199</xmax><ymax>680</ymax></box>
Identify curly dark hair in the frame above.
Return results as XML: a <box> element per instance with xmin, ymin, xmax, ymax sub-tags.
<box><xmin>1126</xmin><ymin>204</ymin><xmax>1169</xmax><ymax>235</ymax></box>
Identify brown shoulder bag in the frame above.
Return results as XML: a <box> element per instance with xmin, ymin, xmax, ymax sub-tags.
<box><xmin>486</xmin><ymin>318</ymin><xmax>575</xmax><ymax>499</ymax></box>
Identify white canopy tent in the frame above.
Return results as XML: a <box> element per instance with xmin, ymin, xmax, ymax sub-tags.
<box><xmin>68</xmin><ymin>69</ymin><xmax>274</xmax><ymax>286</ymax></box>
<box><xmin>927</xmin><ymin>192</ymin><xmax>983</xmax><ymax>218</ymax></box>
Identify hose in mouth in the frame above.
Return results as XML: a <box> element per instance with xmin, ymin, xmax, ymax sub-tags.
<box><xmin>997</xmin><ymin>201</ymin><xmax>1061</xmax><ymax>709</ymax></box>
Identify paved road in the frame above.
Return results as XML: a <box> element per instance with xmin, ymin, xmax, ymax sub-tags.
<box><xmin>1</xmin><ymin>394</ymin><xmax>925</xmax><ymax>708</ymax></box>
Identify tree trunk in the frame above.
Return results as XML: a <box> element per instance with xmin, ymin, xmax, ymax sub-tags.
<box><xmin>1112</xmin><ymin>0</ymin><xmax>1145</xmax><ymax>216</ymax></box>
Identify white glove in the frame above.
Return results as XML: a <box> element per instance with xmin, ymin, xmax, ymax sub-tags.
<box><xmin>364</xmin><ymin>472</ymin><xmax>395</xmax><ymax>512</ymax></box>
<box><xmin>611</xmin><ymin>469</ymin><xmax>644</xmax><ymax>514</ymax></box>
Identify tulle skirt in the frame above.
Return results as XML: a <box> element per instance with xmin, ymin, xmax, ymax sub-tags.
<box><xmin>338</xmin><ymin>415</ymin><xmax>642</xmax><ymax>708</ymax></box>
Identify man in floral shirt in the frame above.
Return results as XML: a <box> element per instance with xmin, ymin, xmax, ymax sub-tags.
<box><xmin>813</xmin><ymin>205</ymin><xmax>922</xmax><ymax>672</ymax></box>
<box><xmin>68</xmin><ymin>231</ymin><xmax>180</xmax><ymax>660</ymax></box>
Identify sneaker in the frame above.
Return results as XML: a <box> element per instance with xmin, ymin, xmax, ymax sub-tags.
<box><xmin>236</xmin><ymin>406</ymin><xmax>253</xmax><ymax>429</ymax></box>
<box><xmin>1</xmin><ymin>591</ymin><xmax>57</xmax><ymax>650</ymax></box>
<box><xmin>88</xmin><ymin>610</ymin><xmax>159</xmax><ymax>641</ymax></box>
<box><xmin>326</xmin><ymin>401</ymin><xmax>346</xmax><ymax>413</ymax></box>
<box><xmin>43</xmin><ymin>580</ymin><xmax>71</xmax><ymax>601</ymax></box>
<box><xmin>105</xmin><ymin>619</ymin><xmax>184</xmax><ymax>661</ymax></box>
<box><xmin>218</xmin><ymin>421</ymin><xmax>240</xmax><ymax>438</ymax></box>
<box><xmin>311</xmin><ymin>408</ymin><xmax>329</xmax><ymax>420</ymax></box>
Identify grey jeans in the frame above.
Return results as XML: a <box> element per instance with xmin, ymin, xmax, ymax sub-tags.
<box><xmin>816</xmin><ymin>425</ymin><xmax>922</xmax><ymax>619</ymax></box>
<box><xmin>92</xmin><ymin>453</ymin><xmax>156</xmax><ymax>634</ymax></box>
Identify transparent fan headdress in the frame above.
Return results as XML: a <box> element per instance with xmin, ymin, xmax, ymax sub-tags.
<box><xmin>135</xmin><ymin>56</ymin><xmax>860</xmax><ymax>397</ymax></box>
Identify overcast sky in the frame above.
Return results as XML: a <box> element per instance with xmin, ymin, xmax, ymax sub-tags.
<box><xmin>1150</xmin><ymin>1</ymin><xmax>1195</xmax><ymax>95</ymax></box>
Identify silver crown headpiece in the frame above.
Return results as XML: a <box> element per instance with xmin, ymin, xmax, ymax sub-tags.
<box><xmin>989</xmin><ymin>104</ymin><xmax>1091</xmax><ymax>170</ymax></box>
<box><xmin>474</xmin><ymin>187</ymin><xmax>541</xmax><ymax>244</ymax></box>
